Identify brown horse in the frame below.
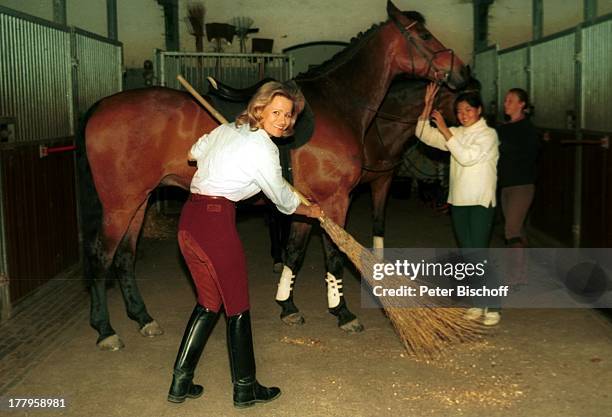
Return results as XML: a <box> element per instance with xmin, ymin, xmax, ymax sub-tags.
<box><xmin>79</xmin><ymin>1</ymin><xmax>469</xmax><ymax>350</ymax></box>
<box><xmin>267</xmin><ymin>77</ymin><xmax>466</xmax><ymax>321</ymax></box>
<box><xmin>274</xmin><ymin>7</ymin><xmax>469</xmax><ymax>329</ymax></box>
<box><xmin>273</xmin><ymin>77</ymin><xmax>477</xmax><ymax>326</ymax></box>
<box><xmin>362</xmin><ymin>76</ymin><xmax>479</xmax><ymax>250</ymax></box>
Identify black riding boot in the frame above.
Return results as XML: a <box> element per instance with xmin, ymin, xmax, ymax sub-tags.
<box><xmin>227</xmin><ymin>310</ymin><xmax>281</xmax><ymax>408</ymax></box>
<box><xmin>167</xmin><ymin>304</ymin><xmax>219</xmax><ymax>403</ymax></box>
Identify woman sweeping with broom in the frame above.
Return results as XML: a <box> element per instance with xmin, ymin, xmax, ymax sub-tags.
<box><xmin>167</xmin><ymin>81</ymin><xmax>322</xmax><ymax>407</ymax></box>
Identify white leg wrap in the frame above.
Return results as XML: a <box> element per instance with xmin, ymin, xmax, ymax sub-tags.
<box><xmin>373</xmin><ymin>236</ymin><xmax>384</xmax><ymax>249</ymax></box>
<box><xmin>275</xmin><ymin>265</ymin><xmax>295</xmax><ymax>301</ymax></box>
<box><xmin>373</xmin><ymin>236</ymin><xmax>384</xmax><ymax>259</ymax></box>
<box><xmin>325</xmin><ymin>273</ymin><xmax>343</xmax><ymax>309</ymax></box>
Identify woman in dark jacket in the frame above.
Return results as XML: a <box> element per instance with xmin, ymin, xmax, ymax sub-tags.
<box><xmin>497</xmin><ymin>88</ymin><xmax>540</xmax><ymax>247</ymax></box>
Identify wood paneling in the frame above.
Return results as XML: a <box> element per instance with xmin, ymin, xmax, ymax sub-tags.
<box><xmin>1</xmin><ymin>140</ymin><xmax>79</xmax><ymax>302</ymax></box>
<box><xmin>530</xmin><ymin>131</ymin><xmax>576</xmax><ymax>246</ymax></box>
<box><xmin>580</xmin><ymin>133</ymin><xmax>609</xmax><ymax>247</ymax></box>
<box><xmin>530</xmin><ymin>130</ymin><xmax>611</xmax><ymax>248</ymax></box>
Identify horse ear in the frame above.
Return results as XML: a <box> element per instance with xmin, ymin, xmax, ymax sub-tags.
<box><xmin>387</xmin><ymin>0</ymin><xmax>401</xmax><ymax>18</ymax></box>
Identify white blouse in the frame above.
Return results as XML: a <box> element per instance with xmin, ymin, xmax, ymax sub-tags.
<box><xmin>415</xmin><ymin>117</ymin><xmax>499</xmax><ymax>208</ymax></box>
<box><xmin>189</xmin><ymin>123</ymin><xmax>300</xmax><ymax>215</ymax></box>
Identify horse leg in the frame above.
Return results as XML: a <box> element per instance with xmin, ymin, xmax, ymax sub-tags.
<box><xmin>321</xmin><ymin>194</ymin><xmax>364</xmax><ymax>333</ymax></box>
<box><xmin>88</xmin><ymin>237</ymin><xmax>120</xmax><ymax>350</ymax></box>
<box><xmin>266</xmin><ymin>202</ymin><xmax>287</xmax><ymax>273</ymax></box>
<box><xmin>90</xmin><ymin>206</ymin><xmax>144</xmax><ymax>350</ymax></box>
<box><xmin>321</xmin><ymin>234</ymin><xmax>364</xmax><ymax>333</ymax></box>
<box><xmin>113</xmin><ymin>200</ymin><xmax>163</xmax><ymax>338</ymax></box>
<box><xmin>275</xmin><ymin>220</ymin><xmax>312</xmax><ymax>325</ymax></box>
<box><xmin>370</xmin><ymin>174</ymin><xmax>394</xmax><ymax>257</ymax></box>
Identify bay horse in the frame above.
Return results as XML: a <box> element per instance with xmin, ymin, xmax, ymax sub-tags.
<box><xmin>271</xmin><ymin>76</ymin><xmax>477</xmax><ymax>322</ymax></box>
<box><xmin>79</xmin><ymin>0</ymin><xmax>469</xmax><ymax>350</ymax></box>
<box><xmin>362</xmin><ymin>76</ymin><xmax>479</xmax><ymax>250</ymax></box>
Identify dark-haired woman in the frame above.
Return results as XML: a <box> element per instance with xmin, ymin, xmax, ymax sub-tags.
<box><xmin>416</xmin><ymin>83</ymin><xmax>500</xmax><ymax>326</ymax></box>
<box><xmin>497</xmin><ymin>88</ymin><xmax>540</xmax><ymax>248</ymax></box>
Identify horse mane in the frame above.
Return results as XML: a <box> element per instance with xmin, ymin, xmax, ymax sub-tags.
<box><xmin>295</xmin><ymin>23</ymin><xmax>384</xmax><ymax>81</ymax></box>
<box><xmin>296</xmin><ymin>11</ymin><xmax>425</xmax><ymax>82</ymax></box>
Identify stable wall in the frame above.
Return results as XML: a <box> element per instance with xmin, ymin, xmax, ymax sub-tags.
<box><xmin>0</xmin><ymin>0</ymin><xmax>473</xmax><ymax>69</ymax></box>
<box><xmin>0</xmin><ymin>0</ymin><xmax>165</xmax><ymax>68</ymax></box>
<box><xmin>488</xmin><ymin>0</ymin><xmax>610</xmax><ymax>51</ymax></box>
<box><xmin>2</xmin><ymin>1</ymin><xmax>610</xmax><ymax>70</ymax></box>
<box><xmin>175</xmin><ymin>0</ymin><xmax>473</xmax><ymax>62</ymax></box>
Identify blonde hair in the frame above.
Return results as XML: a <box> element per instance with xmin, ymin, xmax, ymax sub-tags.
<box><xmin>235</xmin><ymin>81</ymin><xmax>305</xmax><ymax>137</ymax></box>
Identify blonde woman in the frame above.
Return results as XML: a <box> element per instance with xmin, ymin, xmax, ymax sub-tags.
<box><xmin>168</xmin><ymin>81</ymin><xmax>322</xmax><ymax>407</ymax></box>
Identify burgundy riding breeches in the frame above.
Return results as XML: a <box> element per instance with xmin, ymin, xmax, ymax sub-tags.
<box><xmin>177</xmin><ymin>194</ymin><xmax>250</xmax><ymax>315</ymax></box>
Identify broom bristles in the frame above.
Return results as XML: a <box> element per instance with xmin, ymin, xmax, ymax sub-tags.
<box><xmin>319</xmin><ymin>216</ymin><xmax>486</xmax><ymax>359</ymax></box>
<box><xmin>186</xmin><ymin>2</ymin><xmax>206</xmax><ymax>36</ymax></box>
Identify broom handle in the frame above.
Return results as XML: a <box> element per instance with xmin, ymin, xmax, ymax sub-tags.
<box><xmin>177</xmin><ymin>75</ymin><xmax>229</xmax><ymax>125</ymax></box>
<box><xmin>284</xmin><ymin>183</ymin><xmax>312</xmax><ymax>206</ymax></box>
<box><xmin>177</xmin><ymin>74</ymin><xmax>315</xmax><ymax>208</ymax></box>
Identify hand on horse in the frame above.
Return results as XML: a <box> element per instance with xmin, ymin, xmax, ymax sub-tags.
<box><xmin>431</xmin><ymin>109</ymin><xmax>452</xmax><ymax>140</ymax></box>
<box><xmin>420</xmin><ymin>82</ymin><xmax>440</xmax><ymax>120</ymax></box>
<box><xmin>425</xmin><ymin>82</ymin><xmax>440</xmax><ymax>105</ymax></box>
<box><xmin>431</xmin><ymin>109</ymin><xmax>447</xmax><ymax>128</ymax></box>
<box><xmin>295</xmin><ymin>202</ymin><xmax>323</xmax><ymax>219</ymax></box>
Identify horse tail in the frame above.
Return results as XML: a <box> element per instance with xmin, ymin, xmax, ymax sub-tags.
<box><xmin>76</xmin><ymin>101</ymin><xmax>103</xmax><ymax>286</ymax></box>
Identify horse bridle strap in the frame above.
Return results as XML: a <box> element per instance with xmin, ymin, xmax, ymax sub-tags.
<box><xmin>372</xmin><ymin>109</ymin><xmax>418</xmax><ymax>124</ymax></box>
<box><xmin>361</xmin><ymin>118</ymin><xmax>406</xmax><ymax>173</ymax></box>
<box><xmin>390</xmin><ymin>15</ymin><xmax>455</xmax><ymax>84</ymax></box>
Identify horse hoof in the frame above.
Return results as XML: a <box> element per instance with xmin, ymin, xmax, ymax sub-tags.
<box><xmin>281</xmin><ymin>312</ymin><xmax>305</xmax><ymax>326</ymax></box>
<box><xmin>140</xmin><ymin>320</ymin><xmax>164</xmax><ymax>337</ymax></box>
<box><xmin>340</xmin><ymin>318</ymin><xmax>364</xmax><ymax>333</ymax></box>
<box><xmin>373</xmin><ymin>248</ymin><xmax>384</xmax><ymax>261</ymax></box>
<box><xmin>97</xmin><ymin>334</ymin><xmax>125</xmax><ymax>351</ymax></box>
<box><xmin>273</xmin><ymin>262</ymin><xmax>284</xmax><ymax>273</ymax></box>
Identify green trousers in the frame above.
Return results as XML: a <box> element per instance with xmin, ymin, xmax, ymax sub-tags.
<box><xmin>451</xmin><ymin>205</ymin><xmax>495</xmax><ymax>248</ymax></box>
<box><xmin>451</xmin><ymin>204</ymin><xmax>499</xmax><ymax>310</ymax></box>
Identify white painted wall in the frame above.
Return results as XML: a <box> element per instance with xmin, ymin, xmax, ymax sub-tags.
<box><xmin>598</xmin><ymin>0</ymin><xmax>612</xmax><ymax>15</ymax></box>
<box><xmin>117</xmin><ymin>0</ymin><xmax>165</xmax><ymax>68</ymax></box>
<box><xmin>67</xmin><ymin>0</ymin><xmax>107</xmax><ymax>36</ymax></box>
<box><xmin>0</xmin><ymin>0</ymin><xmax>165</xmax><ymax>68</ymax></box>
<box><xmin>543</xmin><ymin>0</ymin><xmax>582</xmax><ymax>36</ymax></box>
<box><xmin>177</xmin><ymin>0</ymin><xmax>473</xmax><ymax>66</ymax></box>
<box><xmin>1</xmin><ymin>0</ymin><xmax>474</xmax><ymax>68</ymax></box>
<box><xmin>1</xmin><ymin>0</ymin><xmax>608</xmax><ymax>69</ymax></box>
<box><xmin>488</xmin><ymin>0</ymin><xmax>611</xmax><ymax>51</ymax></box>
<box><xmin>0</xmin><ymin>0</ymin><xmax>52</xmax><ymax>20</ymax></box>
<box><xmin>489</xmin><ymin>0</ymin><xmax>533</xmax><ymax>50</ymax></box>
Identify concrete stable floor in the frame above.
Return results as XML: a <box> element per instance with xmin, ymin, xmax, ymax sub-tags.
<box><xmin>1</xmin><ymin>189</ymin><xmax>611</xmax><ymax>417</ymax></box>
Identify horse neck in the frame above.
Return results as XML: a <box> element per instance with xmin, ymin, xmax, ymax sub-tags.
<box><xmin>315</xmin><ymin>25</ymin><xmax>401</xmax><ymax>135</ymax></box>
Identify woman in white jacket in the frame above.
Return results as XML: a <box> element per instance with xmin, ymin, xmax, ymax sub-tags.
<box><xmin>416</xmin><ymin>83</ymin><xmax>500</xmax><ymax>326</ymax></box>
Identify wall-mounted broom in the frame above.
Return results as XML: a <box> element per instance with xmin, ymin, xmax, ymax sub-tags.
<box><xmin>177</xmin><ymin>74</ymin><xmax>486</xmax><ymax>359</ymax></box>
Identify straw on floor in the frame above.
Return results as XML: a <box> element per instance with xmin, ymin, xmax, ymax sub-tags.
<box><xmin>177</xmin><ymin>74</ymin><xmax>486</xmax><ymax>359</ymax></box>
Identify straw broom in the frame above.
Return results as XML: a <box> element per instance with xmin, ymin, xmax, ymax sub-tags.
<box><xmin>177</xmin><ymin>75</ymin><xmax>486</xmax><ymax>358</ymax></box>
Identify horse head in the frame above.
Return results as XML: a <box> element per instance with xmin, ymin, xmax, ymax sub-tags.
<box><xmin>386</xmin><ymin>0</ymin><xmax>469</xmax><ymax>90</ymax></box>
